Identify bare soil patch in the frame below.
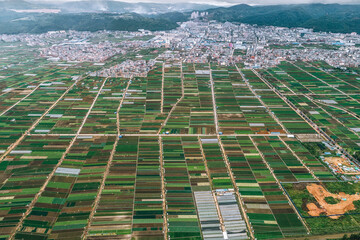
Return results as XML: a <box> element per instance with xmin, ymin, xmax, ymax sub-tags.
<box><xmin>306</xmin><ymin>183</ymin><xmax>360</xmax><ymax>219</ymax></box>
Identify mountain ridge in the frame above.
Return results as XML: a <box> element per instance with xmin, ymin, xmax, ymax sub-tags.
<box><xmin>0</xmin><ymin>0</ymin><xmax>217</xmax><ymax>14</ymax></box>
<box><xmin>205</xmin><ymin>3</ymin><xmax>360</xmax><ymax>33</ymax></box>
<box><xmin>1</xmin><ymin>2</ymin><xmax>360</xmax><ymax>34</ymax></box>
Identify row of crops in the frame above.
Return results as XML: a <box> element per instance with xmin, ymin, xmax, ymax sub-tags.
<box><xmin>263</xmin><ymin>61</ymin><xmax>360</xmax><ymax>158</ymax></box>
<box><xmin>1</xmin><ymin>134</ymin><xmax>334</xmax><ymax>239</ymax></box>
<box><xmin>2</xmin><ymin>55</ymin><xmax>360</xmax><ymax>239</ymax></box>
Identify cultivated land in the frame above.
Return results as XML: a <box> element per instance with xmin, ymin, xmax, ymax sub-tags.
<box><xmin>1</xmin><ymin>42</ymin><xmax>360</xmax><ymax>240</ymax></box>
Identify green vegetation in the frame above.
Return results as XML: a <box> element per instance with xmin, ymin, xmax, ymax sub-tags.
<box><xmin>302</xmin><ymin>142</ymin><xmax>326</xmax><ymax>157</ymax></box>
<box><xmin>284</xmin><ymin>182</ymin><xmax>360</xmax><ymax>235</ymax></box>
<box><xmin>207</xmin><ymin>4</ymin><xmax>360</xmax><ymax>34</ymax></box>
<box><xmin>326</xmin><ymin>182</ymin><xmax>360</xmax><ymax>195</ymax></box>
<box><xmin>0</xmin><ymin>11</ymin><xmax>179</xmax><ymax>34</ymax></box>
<box><xmin>2</xmin><ymin>3</ymin><xmax>360</xmax><ymax>34</ymax></box>
<box><xmin>303</xmin><ymin>44</ymin><xmax>340</xmax><ymax>50</ymax></box>
<box><xmin>0</xmin><ymin>45</ymin><xmax>360</xmax><ymax>240</ymax></box>
<box><xmin>324</xmin><ymin>196</ymin><xmax>340</xmax><ymax>204</ymax></box>
<box><xmin>267</xmin><ymin>44</ymin><xmax>300</xmax><ymax>49</ymax></box>
<box><xmin>353</xmin><ymin>151</ymin><xmax>360</xmax><ymax>162</ymax></box>
<box><xmin>233</xmin><ymin>49</ymin><xmax>247</xmax><ymax>55</ymax></box>
<box><xmin>342</xmin><ymin>233</ymin><xmax>360</xmax><ymax>240</ymax></box>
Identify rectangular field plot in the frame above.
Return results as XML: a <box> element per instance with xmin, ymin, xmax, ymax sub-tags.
<box><xmin>11</xmin><ymin>136</ymin><xmax>116</xmax><ymax>240</ymax></box>
<box><xmin>161</xmin><ymin>64</ymin><xmax>216</xmax><ymax>134</ymax></box>
<box><xmin>220</xmin><ymin>136</ymin><xmax>307</xmax><ymax>239</ymax></box>
<box><xmin>200</xmin><ymin>137</ymin><xmax>232</xmax><ymax>190</ymax></box>
<box><xmin>277</xmin><ymin>62</ymin><xmax>341</xmax><ymax>95</ymax></box>
<box><xmin>0</xmin><ymin>136</ymin><xmax>73</xmax><ymax>239</ymax></box>
<box><xmin>162</xmin><ymin>137</ymin><xmax>202</xmax><ymax>239</ymax></box>
<box><xmin>294</xmin><ymin>61</ymin><xmax>360</xmax><ymax>95</ymax></box>
<box><xmin>81</xmin><ymin>78</ymin><xmax>128</xmax><ymax>134</ymax></box>
<box><xmin>163</xmin><ymin>64</ymin><xmax>182</xmax><ymax>114</ymax></box>
<box><xmin>0</xmin><ymin>78</ymin><xmax>73</xmax><ymax>148</ymax></box>
<box><xmin>241</xmin><ymin>69</ymin><xmax>315</xmax><ymax>135</ymax></box>
<box><xmin>214</xmin><ymin>68</ymin><xmax>284</xmax><ymax>135</ymax></box>
<box><xmin>1</xmin><ymin>59</ymin><xmax>359</xmax><ymax>240</ymax></box>
<box><xmin>287</xmin><ymin>95</ymin><xmax>360</xmax><ymax>154</ymax></box>
<box><xmin>32</xmin><ymin>77</ymin><xmax>106</xmax><ymax>134</ymax></box>
<box><xmin>0</xmin><ymin>61</ymin><xmax>58</xmax><ymax>93</ymax></box>
<box><xmin>140</xmin><ymin>65</ymin><xmax>164</xmax><ymax>133</ymax></box>
<box><xmin>119</xmin><ymin>77</ymin><xmax>148</xmax><ymax>134</ymax></box>
<box><xmin>280</xmin><ymin>137</ymin><xmax>336</xmax><ymax>181</ymax></box>
<box><xmin>87</xmin><ymin>136</ymin><xmax>139</xmax><ymax>239</ymax></box>
<box><xmin>131</xmin><ymin>136</ymin><xmax>164</xmax><ymax>239</ymax></box>
<box><xmin>252</xmin><ymin>136</ymin><xmax>315</xmax><ymax>182</ymax></box>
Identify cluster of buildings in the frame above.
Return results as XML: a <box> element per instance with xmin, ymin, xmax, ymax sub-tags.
<box><xmin>2</xmin><ymin>19</ymin><xmax>360</xmax><ymax>70</ymax></box>
<box><xmin>40</xmin><ymin>41</ymin><xmax>125</xmax><ymax>62</ymax></box>
<box><xmin>152</xmin><ymin>20</ymin><xmax>360</xmax><ymax>68</ymax></box>
<box><xmin>0</xmin><ymin>30</ymin><xmax>69</xmax><ymax>46</ymax></box>
<box><xmin>91</xmin><ymin>59</ymin><xmax>156</xmax><ymax>78</ymax></box>
<box><xmin>322</xmin><ymin>156</ymin><xmax>360</xmax><ymax>181</ymax></box>
<box><xmin>190</xmin><ymin>11</ymin><xmax>209</xmax><ymax>19</ymax></box>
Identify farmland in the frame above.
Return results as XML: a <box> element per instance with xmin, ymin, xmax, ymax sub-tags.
<box><xmin>1</xmin><ymin>42</ymin><xmax>360</xmax><ymax>240</ymax></box>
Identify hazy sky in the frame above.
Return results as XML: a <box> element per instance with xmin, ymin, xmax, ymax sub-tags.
<box><xmin>29</xmin><ymin>0</ymin><xmax>360</xmax><ymax>6</ymax></box>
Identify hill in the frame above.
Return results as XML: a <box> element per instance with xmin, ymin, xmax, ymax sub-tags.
<box><xmin>0</xmin><ymin>11</ymin><xmax>179</xmax><ymax>34</ymax></box>
<box><xmin>1</xmin><ymin>3</ymin><xmax>360</xmax><ymax>34</ymax></box>
<box><xmin>0</xmin><ymin>0</ymin><xmax>216</xmax><ymax>14</ymax></box>
<box><xmin>206</xmin><ymin>4</ymin><xmax>360</xmax><ymax>33</ymax></box>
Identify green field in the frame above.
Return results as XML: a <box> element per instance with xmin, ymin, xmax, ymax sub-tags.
<box><xmin>0</xmin><ymin>41</ymin><xmax>360</xmax><ymax>239</ymax></box>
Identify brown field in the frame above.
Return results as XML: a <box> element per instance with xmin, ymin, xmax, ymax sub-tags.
<box><xmin>306</xmin><ymin>183</ymin><xmax>360</xmax><ymax>219</ymax></box>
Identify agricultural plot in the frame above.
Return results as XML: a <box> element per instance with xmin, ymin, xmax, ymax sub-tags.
<box><xmin>252</xmin><ymin>136</ymin><xmax>314</xmax><ymax>182</ymax></box>
<box><xmin>0</xmin><ymin>43</ymin><xmax>46</xmax><ymax>79</ymax></box>
<box><xmin>0</xmin><ymin>69</ymin><xmax>62</xmax><ymax>113</ymax></box>
<box><xmin>235</xmin><ymin>69</ymin><xmax>284</xmax><ymax>134</ymax></box>
<box><xmin>286</xmin><ymin>95</ymin><xmax>360</xmax><ymax>156</ymax></box>
<box><xmin>119</xmin><ymin>77</ymin><xmax>148</xmax><ymax>134</ymax></box>
<box><xmin>0</xmin><ymin>64</ymin><xmax>66</xmax><ymax>95</ymax></box>
<box><xmin>162</xmin><ymin>137</ymin><xmax>202</xmax><ymax>239</ymax></box>
<box><xmin>13</xmin><ymin>136</ymin><xmax>116</xmax><ymax>240</ymax></box>
<box><xmin>162</xmin><ymin>64</ymin><xmax>216</xmax><ymax>134</ymax></box>
<box><xmin>162</xmin><ymin>64</ymin><xmax>182</xmax><ymax>114</ymax></box>
<box><xmin>277</xmin><ymin>62</ymin><xmax>341</xmax><ymax>95</ymax></box>
<box><xmin>0</xmin><ymin>136</ymin><xmax>73</xmax><ymax>239</ymax></box>
<box><xmin>1</xmin><ymin>58</ymin><xmax>360</xmax><ymax>240</ymax></box>
<box><xmin>242</xmin><ymin>69</ymin><xmax>315</xmax><ymax>135</ymax></box>
<box><xmin>0</xmin><ymin>77</ymin><xmax>74</xmax><ymax>150</ymax></box>
<box><xmin>131</xmin><ymin>136</ymin><xmax>164</xmax><ymax>239</ymax></box>
<box><xmin>87</xmin><ymin>136</ymin><xmax>139</xmax><ymax>239</ymax></box>
<box><xmin>293</xmin><ymin>61</ymin><xmax>360</xmax><ymax>95</ymax></box>
<box><xmin>256</xmin><ymin>70</ymin><xmax>291</xmax><ymax>94</ymax></box>
<box><xmin>140</xmin><ymin>65</ymin><xmax>164</xmax><ymax>133</ymax></box>
<box><xmin>211</xmin><ymin>66</ymin><xmax>284</xmax><ymax>135</ymax></box>
<box><xmin>262</xmin><ymin>67</ymin><xmax>310</xmax><ymax>94</ymax></box>
<box><xmin>220</xmin><ymin>136</ymin><xmax>307</xmax><ymax>239</ymax></box>
<box><xmin>81</xmin><ymin>78</ymin><xmax>129</xmax><ymax>134</ymax></box>
<box><xmin>311</xmin><ymin>95</ymin><xmax>360</xmax><ymax>117</ymax></box>
<box><xmin>32</xmin><ymin>77</ymin><xmax>106</xmax><ymax>134</ymax></box>
<box><xmin>262</xmin><ymin>61</ymin><xmax>360</xmax><ymax>162</ymax></box>
<box><xmin>220</xmin><ymin>136</ymin><xmax>281</xmax><ymax>238</ymax></box>
<box><xmin>280</xmin><ymin>137</ymin><xmax>337</xmax><ymax>181</ymax></box>
<box><xmin>200</xmin><ymin>137</ymin><xmax>232</xmax><ymax>189</ymax></box>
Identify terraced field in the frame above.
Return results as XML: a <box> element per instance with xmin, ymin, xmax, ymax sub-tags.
<box><xmin>1</xmin><ymin>49</ymin><xmax>360</xmax><ymax>240</ymax></box>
